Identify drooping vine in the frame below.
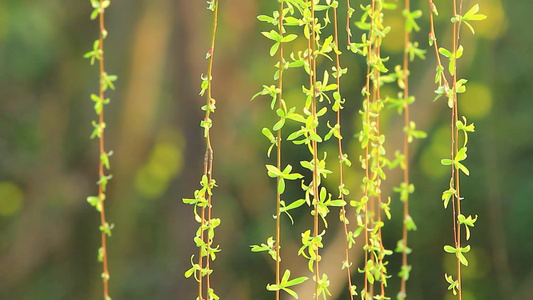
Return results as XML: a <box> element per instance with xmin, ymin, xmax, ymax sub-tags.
<box><xmin>296</xmin><ymin>1</ymin><xmax>349</xmax><ymax>299</ymax></box>
<box><xmin>247</xmin><ymin>1</ymin><xmax>487</xmax><ymax>299</ymax></box>
<box><xmin>353</xmin><ymin>1</ymin><xmax>395</xmax><ymax>299</ymax></box>
<box><xmin>182</xmin><ymin>1</ymin><xmax>221</xmax><ymax>300</ymax></box>
<box><xmin>428</xmin><ymin>1</ymin><xmax>485</xmax><ymax>298</ymax></box>
<box><xmin>331</xmin><ymin>1</ymin><xmax>356</xmax><ymax>298</ymax></box>
<box><xmin>390</xmin><ymin>1</ymin><xmax>426</xmax><ymax>299</ymax></box>
<box><xmin>84</xmin><ymin>0</ymin><xmax>117</xmax><ymax>299</ymax></box>
<box><xmin>253</xmin><ymin>1</ymin><xmax>350</xmax><ymax>299</ymax></box>
<box><xmin>251</xmin><ymin>1</ymin><xmax>308</xmax><ymax>299</ymax></box>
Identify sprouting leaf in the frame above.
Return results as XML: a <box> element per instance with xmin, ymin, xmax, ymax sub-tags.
<box><xmin>100</xmin><ymin>153</ymin><xmax>110</xmax><ymax>169</ymax></box>
<box><xmin>84</xmin><ymin>40</ymin><xmax>102</xmax><ymax>65</ymax></box>
<box><xmin>262</xmin><ymin>30</ymin><xmax>282</xmax><ymax>42</ymax></box>
<box><xmin>444</xmin><ymin>245</ymin><xmax>470</xmax><ymax>266</ymax></box>
<box><xmin>262</xmin><ymin>128</ymin><xmax>277</xmax><ymax>156</ymax></box>
<box><xmin>102</xmin><ymin>73</ymin><xmax>117</xmax><ymax>91</ymax></box>
<box><xmin>439</xmin><ymin>47</ymin><xmax>452</xmax><ymax>58</ymax></box>
<box><xmin>461</xmin><ymin>4</ymin><xmax>488</xmax><ymax>34</ymax></box>
<box><xmin>266</xmin><ymin>270</ymin><xmax>308</xmax><ymax>299</ymax></box>
<box><xmin>441</xmin><ymin>158</ymin><xmax>453</xmax><ymax>166</ymax></box>
<box><xmin>442</xmin><ymin>188</ymin><xmax>456</xmax><ymax>209</ymax></box>
<box><xmin>257</xmin><ymin>14</ymin><xmax>276</xmax><ymax>24</ymax></box>
<box><xmin>99</xmin><ymin>222</ymin><xmax>114</xmax><ymax>237</ymax></box>
<box><xmin>273</xmin><ymin>118</ymin><xmax>285</xmax><ymax>131</ymax></box>
<box><xmin>458</xmin><ymin>214</ymin><xmax>478</xmax><ymax>240</ymax></box>
<box><xmin>444</xmin><ymin>245</ymin><xmax>456</xmax><ymax>253</ymax></box>
<box><xmin>270</xmin><ymin>42</ymin><xmax>281</xmax><ymax>57</ymax></box>
<box><xmin>97</xmin><ymin>174</ymin><xmax>113</xmax><ymax>192</ymax></box>
<box><xmin>445</xmin><ymin>273</ymin><xmax>458</xmax><ymax>295</ymax></box>
<box><xmin>282</xmin><ymin>34</ymin><xmax>298</xmax><ymax>43</ymax></box>
<box><xmin>87</xmin><ymin>195</ymin><xmax>103</xmax><ymax>212</ymax></box>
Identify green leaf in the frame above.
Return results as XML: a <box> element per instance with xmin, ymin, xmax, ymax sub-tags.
<box><xmin>439</xmin><ymin>47</ymin><xmax>452</xmax><ymax>57</ymax></box>
<box><xmin>457</xmin><ymin>251</ymin><xmax>469</xmax><ymax>266</ymax></box>
<box><xmin>455</xmin><ymin>45</ymin><xmax>464</xmax><ymax>59</ymax></box>
<box><xmin>278</xmin><ymin>178</ymin><xmax>286</xmax><ymax>194</ymax></box>
<box><xmin>90</xmin><ymin>8</ymin><xmax>99</xmax><ymax>20</ymax></box>
<box><xmin>444</xmin><ymin>245</ymin><xmax>456</xmax><ymax>253</ymax></box>
<box><xmin>405</xmin><ymin>214</ymin><xmax>417</xmax><ymax>231</ymax></box>
<box><xmin>270</xmin><ymin>42</ymin><xmax>281</xmax><ymax>57</ymax></box>
<box><xmin>284</xmin><ymin>172</ymin><xmax>304</xmax><ymax>180</ymax></box>
<box><xmin>286</xmin><ymin>275</ymin><xmax>308</xmax><ymax>286</ymax></box>
<box><xmin>99</xmin><ymin>222</ymin><xmax>114</xmax><ymax>237</ymax></box>
<box><xmin>273</xmin><ymin>118</ymin><xmax>285</xmax><ymax>131</ymax></box>
<box><xmin>281</xmin><ymin>199</ymin><xmax>306</xmax><ymax>213</ymax></box>
<box><xmin>282</xmin><ymin>34</ymin><xmax>298</xmax><ymax>43</ymax></box>
<box><xmin>103</xmin><ymin>74</ymin><xmax>118</xmax><ymax>91</ymax></box>
<box><xmin>463</xmin><ymin>4</ymin><xmax>487</xmax><ymax>21</ymax></box>
<box><xmin>262</xmin><ymin>30</ymin><xmax>281</xmax><ymax>42</ymax></box>
<box><xmin>457</xmin><ymin>161</ymin><xmax>470</xmax><ymax>176</ymax></box>
<box><xmin>87</xmin><ymin>195</ymin><xmax>103</xmax><ymax>212</ymax></box>
<box><xmin>262</xmin><ymin>127</ymin><xmax>276</xmax><ymax>143</ymax></box>
<box><xmin>327</xmin><ymin>200</ymin><xmax>347</xmax><ymax>207</ymax></box>
<box><xmin>455</xmin><ymin>147</ymin><xmax>467</xmax><ymax>161</ymax></box>
<box><xmin>442</xmin><ymin>188</ymin><xmax>456</xmax><ymax>209</ymax></box>
<box><xmin>100</xmin><ymin>153</ymin><xmax>111</xmax><ymax>169</ymax></box>
<box><xmin>257</xmin><ymin>15</ymin><xmax>275</xmax><ymax>23</ymax></box>
<box><xmin>441</xmin><ymin>158</ymin><xmax>453</xmax><ymax>166</ymax></box>
<box><xmin>97</xmin><ymin>174</ymin><xmax>113</xmax><ymax>192</ymax></box>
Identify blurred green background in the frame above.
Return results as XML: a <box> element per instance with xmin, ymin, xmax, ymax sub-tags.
<box><xmin>0</xmin><ymin>0</ymin><xmax>531</xmax><ymax>299</ymax></box>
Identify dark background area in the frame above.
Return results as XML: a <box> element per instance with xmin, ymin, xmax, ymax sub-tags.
<box><xmin>0</xmin><ymin>0</ymin><xmax>531</xmax><ymax>299</ymax></box>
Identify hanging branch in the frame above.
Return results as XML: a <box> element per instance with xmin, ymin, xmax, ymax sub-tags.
<box><xmin>85</xmin><ymin>1</ymin><xmax>118</xmax><ymax>299</ymax></box>
<box><xmin>275</xmin><ymin>3</ymin><xmax>285</xmax><ymax>298</ymax></box>
<box><xmin>251</xmin><ymin>1</ymin><xmax>308</xmax><ymax>299</ymax></box>
<box><xmin>394</xmin><ymin>0</ymin><xmax>425</xmax><ymax>299</ymax></box>
<box><xmin>183</xmin><ymin>1</ymin><xmax>221</xmax><ymax>300</ymax></box>
<box><xmin>429</xmin><ymin>1</ymin><xmax>485</xmax><ymax>298</ymax></box>
<box><xmin>331</xmin><ymin>1</ymin><xmax>355</xmax><ymax>298</ymax></box>
<box><xmin>353</xmin><ymin>1</ymin><xmax>395</xmax><ymax>298</ymax></box>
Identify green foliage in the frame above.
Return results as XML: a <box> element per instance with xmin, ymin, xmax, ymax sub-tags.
<box><xmin>266</xmin><ymin>270</ymin><xmax>308</xmax><ymax>299</ymax></box>
<box><xmin>182</xmin><ymin>2</ymin><xmax>220</xmax><ymax>300</ymax></box>
<box><xmin>429</xmin><ymin>1</ymin><xmax>485</xmax><ymax>298</ymax></box>
<box><xmin>85</xmin><ymin>0</ymin><xmax>115</xmax><ymax>298</ymax></box>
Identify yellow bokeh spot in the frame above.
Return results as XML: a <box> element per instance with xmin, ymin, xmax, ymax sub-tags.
<box><xmin>0</xmin><ymin>181</ymin><xmax>24</xmax><ymax>216</ymax></box>
<box><xmin>460</xmin><ymin>82</ymin><xmax>492</xmax><ymax>120</ymax></box>
<box><xmin>382</xmin><ymin>14</ymin><xmax>405</xmax><ymax>53</ymax></box>
<box><xmin>135</xmin><ymin>129</ymin><xmax>185</xmax><ymax>199</ymax></box>
<box><xmin>420</xmin><ymin>126</ymin><xmax>450</xmax><ymax>179</ymax></box>
<box><xmin>461</xmin><ymin>248</ymin><xmax>491</xmax><ymax>280</ymax></box>
<box><xmin>475</xmin><ymin>0</ymin><xmax>508</xmax><ymax>40</ymax></box>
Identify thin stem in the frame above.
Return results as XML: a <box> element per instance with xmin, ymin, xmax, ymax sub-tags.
<box><xmin>346</xmin><ymin>0</ymin><xmax>352</xmax><ymax>46</ymax></box>
<box><xmin>363</xmin><ymin>1</ymin><xmax>378</xmax><ymax>298</ymax></box>
<box><xmin>193</xmin><ymin>2</ymin><xmax>219</xmax><ymax>299</ymax></box>
<box><xmin>306</xmin><ymin>1</ymin><xmax>320</xmax><ymax>298</ymax></box>
<box><xmin>400</xmin><ymin>0</ymin><xmax>411</xmax><ymax>298</ymax></box>
<box><xmin>198</xmin><ymin>207</ymin><xmax>206</xmax><ymax>299</ymax></box>
<box><xmin>428</xmin><ymin>1</ymin><xmax>449</xmax><ymax>89</ymax></box>
<box><xmin>452</xmin><ymin>0</ymin><xmax>462</xmax><ymax>298</ymax></box>
<box><xmin>333</xmin><ymin>3</ymin><xmax>354</xmax><ymax>299</ymax></box>
<box><xmin>363</xmin><ymin>38</ymin><xmax>372</xmax><ymax>300</ymax></box>
<box><xmin>97</xmin><ymin>1</ymin><xmax>110</xmax><ymax>298</ymax></box>
<box><xmin>276</xmin><ymin>2</ymin><xmax>285</xmax><ymax>300</ymax></box>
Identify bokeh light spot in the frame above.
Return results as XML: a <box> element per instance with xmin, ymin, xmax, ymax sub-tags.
<box><xmin>460</xmin><ymin>82</ymin><xmax>492</xmax><ymax>120</ymax></box>
<box><xmin>420</xmin><ymin>126</ymin><xmax>450</xmax><ymax>179</ymax></box>
<box><xmin>0</xmin><ymin>181</ymin><xmax>24</xmax><ymax>216</ymax></box>
<box><xmin>475</xmin><ymin>0</ymin><xmax>508</xmax><ymax>39</ymax></box>
<box><xmin>135</xmin><ymin>129</ymin><xmax>184</xmax><ymax>199</ymax></box>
